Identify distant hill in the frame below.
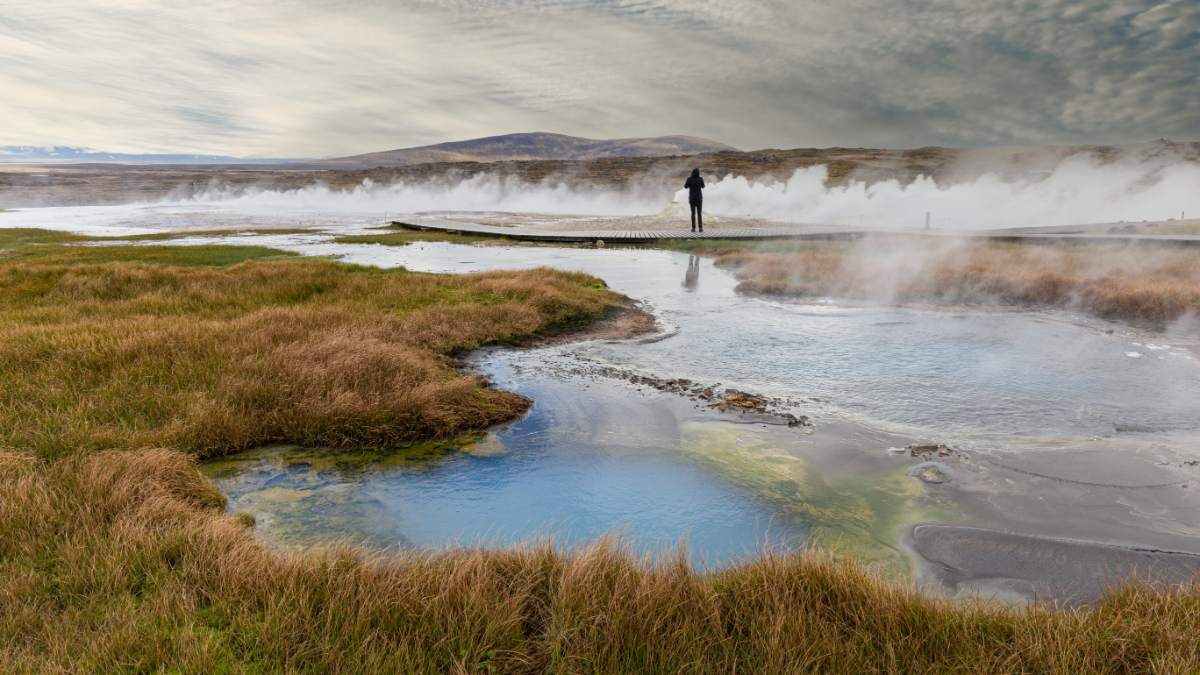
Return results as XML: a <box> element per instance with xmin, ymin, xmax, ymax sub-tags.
<box><xmin>322</xmin><ymin>132</ymin><xmax>739</xmax><ymax>167</ymax></box>
<box><xmin>0</xmin><ymin>146</ymin><xmax>290</xmax><ymax>164</ymax></box>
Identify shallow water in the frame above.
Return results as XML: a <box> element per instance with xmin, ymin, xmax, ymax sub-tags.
<box><xmin>188</xmin><ymin>234</ymin><xmax>1200</xmax><ymax>574</ymax></box>
<box><xmin>204</xmin><ymin>430</ymin><xmax>810</xmax><ymax>568</ymax></box>
<box><xmin>255</xmin><ymin>237</ymin><xmax>1200</xmax><ymax>445</ymax></box>
<box><xmin>8</xmin><ymin>206</ymin><xmax>1200</xmax><ymax>588</ymax></box>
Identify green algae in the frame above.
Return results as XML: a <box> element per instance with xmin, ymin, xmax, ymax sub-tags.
<box><xmin>201</xmin><ymin>439</ymin><xmax>478</xmax><ymax>547</ymax></box>
<box><xmin>676</xmin><ymin>422</ymin><xmax>954</xmax><ymax>575</ymax></box>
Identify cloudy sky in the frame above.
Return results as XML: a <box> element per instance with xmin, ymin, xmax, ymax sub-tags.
<box><xmin>1</xmin><ymin>0</ymin><xmax>1196</xmax><ymax>157</ymax></box>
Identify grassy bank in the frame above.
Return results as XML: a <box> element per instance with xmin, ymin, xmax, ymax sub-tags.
<box><xmin>0</xmin><ymin>230</ymin><xmax>619</xmax><ymax>459</ymax></box>
<box><xmin>709</xmin><ymin>238</ymin><xmax>1200</xmax><ymax>326</ymax></box>
<box><xmin>3</xmin><ymin>229</ymin><xmax>1200</xmax><ymax>671</ymax></box>
<box><xmin>4</xmin><ymin>448</ymin><xmax>1199</xmax><ymax>672</ymax></box>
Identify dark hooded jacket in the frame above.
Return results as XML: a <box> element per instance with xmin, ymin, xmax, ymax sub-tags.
<box><xmin>684</xmin><ymin>169</ymin><xmax>705</xmax><ymax>205</ymax></box>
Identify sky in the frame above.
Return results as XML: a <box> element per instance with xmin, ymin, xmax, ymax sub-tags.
<box><xmin>1</xmin><ymin>0</ymin><xmax>1197</xmax><ymax>157</ymax></box>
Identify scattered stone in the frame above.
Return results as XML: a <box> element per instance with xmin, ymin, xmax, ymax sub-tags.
<box><xmin>783</xmin><ymin>413</ymin><xmax>810</xmax><ymax>428</ymax></box>
<box><xmin>496</xmin><ymin>352</ymin><xmax>813</xmax><ymax>428</ymax></box>
<box><xmin>909</xmin><ymin>443</ymin><xmax>956</xmax><ymax>458</ymax></box>
<box><xmin>724</xmin><ymin>391</ymin><xmax>768</xmax><ymax>411</ymax></box>
<box><xmin>549</xmin><ymin>361</ymin><xmax>810</xmax><ymax>427</ymax></box>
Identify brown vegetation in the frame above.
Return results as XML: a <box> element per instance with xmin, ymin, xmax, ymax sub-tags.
<box><xmin>4</xmin><ymin>232</ymin><xmax>1200</xmax><ymax>671</ymax></box>
<box><xmin>0</xmin><ymin>251</ymin><xmax>618</xmax><ymax>459</ymax></box>
<box><xmin>3</xmin><ymin>448</ymin><xmax>1200</xmax><ymax>672</ymax></box>
<box><xmin>714</xmin><ymin>239</ymin><xmax>1200</xmax><ymax>325</ymax></box>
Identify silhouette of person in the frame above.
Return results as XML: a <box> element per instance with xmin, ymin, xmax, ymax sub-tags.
<box><xmin>684</xmin><ymin>168</ymin><xmax>705</xmax><ymax>233</ymax></box>
<box><xmin>682</xmin><ymin>254</ymin><xmax>700</xmax><ymax>290</ymax></box>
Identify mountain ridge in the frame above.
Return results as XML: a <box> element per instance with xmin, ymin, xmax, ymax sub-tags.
<box><xmin>321</xmin><ymin>132</ymin><xmax>738</xmax><ymax>166</ymax></box>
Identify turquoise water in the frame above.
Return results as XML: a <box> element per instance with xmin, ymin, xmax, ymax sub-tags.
<box><xmin>181</xmin><ymin>236</ymin><xmax>1200</xmax><ymax>564</ymax></box>
<box><xmin>204</xmin><ymin>378</ymin><xmax>811</xmax><ymax>567</ymax></box>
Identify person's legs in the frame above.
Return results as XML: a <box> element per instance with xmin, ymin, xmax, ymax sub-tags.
<box><xmin>697</xmin><ymin>202</ymin><xmax>703</xmax><ymax>232</ymax></box>
<box><xmin>690</xmin><ymin>203</ymin><xmax>697</xmax><ymax>231</ymax></box>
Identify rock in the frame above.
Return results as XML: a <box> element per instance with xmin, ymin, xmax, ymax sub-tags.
<box><xmin>723</xmin><ymin>390</ymin><xmax>768</xmax><ymax>412</ymax></box>
<box><xmin>909</xmin><ymin>443</ymin><xmax>955</xmax><ymax>458</ymax></box>
<box><xmin>784</xmin><ymin>414</ymin><xmax>811</xmax><ymax>428</ymax></box>
<box><xmin>586</xmin><ymin>364</ymin><xmax>812</xmax><ymax>428</ymax></box>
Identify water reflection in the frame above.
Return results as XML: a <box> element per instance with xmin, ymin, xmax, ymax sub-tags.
<box><xmin>682</xmin><ymin>254</ymin><xmax>700</xmax><ymax>290</ymax></box>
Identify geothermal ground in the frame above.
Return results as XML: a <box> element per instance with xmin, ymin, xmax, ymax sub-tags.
<box><xmin>3</xmin><ymin>153</ymin><xmax>1200</xmax><ymax>670</ymax></box>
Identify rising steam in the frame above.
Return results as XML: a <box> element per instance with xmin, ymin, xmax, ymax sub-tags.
<box><xmin>2</xmin><ymin>151</ymin><xmax>1197</xmax><ymax>234</ymax></box>
<box><xmin>686</xmin><ymin>154</ymin><xmax>1200</xmax><ymax>229</ymax></box>
<box><xmin>191</xmin><ymin>151</ymin><xmax>1197</xmax><ymax>230</ymax></box>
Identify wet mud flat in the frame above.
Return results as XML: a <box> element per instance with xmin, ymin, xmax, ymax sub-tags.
<box><xmin>911</xmin><ymin>524</ymin><xmax>1200</xmax><ymax>606</ymax></box>
<box><xmin>892</xmin><ymin>431</ymin><xmax>1200</xmax><ymax>602</ymax></box>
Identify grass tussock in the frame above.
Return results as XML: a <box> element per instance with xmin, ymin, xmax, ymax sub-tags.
<box><xmin>3</xmin><ymin>448</ymin><xmax>1200</xmax><ymax>673</ymax></box>
<box><xmin>714</xmin><ymin>240</ymin><xmax>1200</xmax><ymax>325</ymax></box>
<box><xmin>0</xmin><ymin>249</ymin><xmax>618</xmax><ymax>459</ymax></box>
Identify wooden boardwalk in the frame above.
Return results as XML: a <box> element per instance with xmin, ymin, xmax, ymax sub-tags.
<box><xmin>394</xmin><ymin>219</ymin><xmax>1200</xmax><ymax>247</ymax></box>
<box><xmin>396</xmin><ymin>219</ymin><xmax>862</xmax><ymax>244</ymax></box>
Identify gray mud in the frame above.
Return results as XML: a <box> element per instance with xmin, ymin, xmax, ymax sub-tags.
<box><xmin>912</xmin><ymin>524</ymin><xmax>1200</xmax><ymax>605</ymax></box>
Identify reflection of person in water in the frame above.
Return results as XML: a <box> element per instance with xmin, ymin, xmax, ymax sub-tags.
<box><xmin>682</xmin><ymin>254</ymin><xmax>700</xmax><ymax>290</ymax></box>
<box><xmin>684</xmin><ymin>168</ymin><xmax>705</xmax><ymax>233</ymax></box>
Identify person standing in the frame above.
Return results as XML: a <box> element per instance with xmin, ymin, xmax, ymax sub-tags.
<box><xmin>684</xmin><ymin>168</ymin><xmax>705</xmax><ymax>233</ymax></box>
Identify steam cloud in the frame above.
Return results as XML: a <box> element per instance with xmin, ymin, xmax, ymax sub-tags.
<box><xmin>188</xmin><ymin>152</ymin><xmax>1197</xmax><ymax>230</ymax></box>
<box><xmin>179</xmin><ymin>175</ymin><xmax>666</xmax><ymax>217</ymax></box>
<box><xmin>2</xmin><ymin>152</ymin><xmax>1197</xmax><ymax>234</ymax></box>
<box><xmin>687</xmin><ymin>154</ymin><xmax>1200</xmax><ymax>229</ymax></box>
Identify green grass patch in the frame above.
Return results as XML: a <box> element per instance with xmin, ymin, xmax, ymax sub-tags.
<box><xmin>332</xmin><ymin>228</ymin><xmax>507</xmax><ymax>247</ymax></box>
<box><xmin>116</xmin><ymin>227</ymin><xmax>320</xmax><ymax>241</ymax></box>
<box><xmin>0</xmin><ymin>227</ymin><xmax>92</xmax><ymax>248</ymax></box>
<box><xmin>6</xmin><ymin>243</ymin><xmax>297</xmax><ymax>266</ymax></box>
<box><xmin>0</xmin><ymin>228</ymin><xmax>301</xmax><ymax>267</ymax></box>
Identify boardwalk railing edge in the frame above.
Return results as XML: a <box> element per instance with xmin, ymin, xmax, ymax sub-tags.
<box><xmin>391</xmin><ymin>221</ymin><xmax>1200</xmax><ymax>247</ymax></box>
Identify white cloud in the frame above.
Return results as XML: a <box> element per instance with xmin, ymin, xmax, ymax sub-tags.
<box><xmin>0</xmin><ymin>0</ymin><xmax>1195</xmax><ymax>156</ymax></box>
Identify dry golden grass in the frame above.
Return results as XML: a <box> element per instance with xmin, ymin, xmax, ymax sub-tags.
<box><xmin>3</xmin><ymin>448</ymin><xmax>1199</xmax><ymax>673</ymax></box>
<box><xmin>715</xmin><ymin>240</ymin><xmax>1200</xmax><ymax>325</ymax></box>
<box><xmin>0</xmin><ymin>253</ymin><xmax>618</xmax><ymax>459</ymax></box>
<box><xmin>4</xmin><ymin>232</ymin><xmax>1200</xmax><ymax>672</ymax></box>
